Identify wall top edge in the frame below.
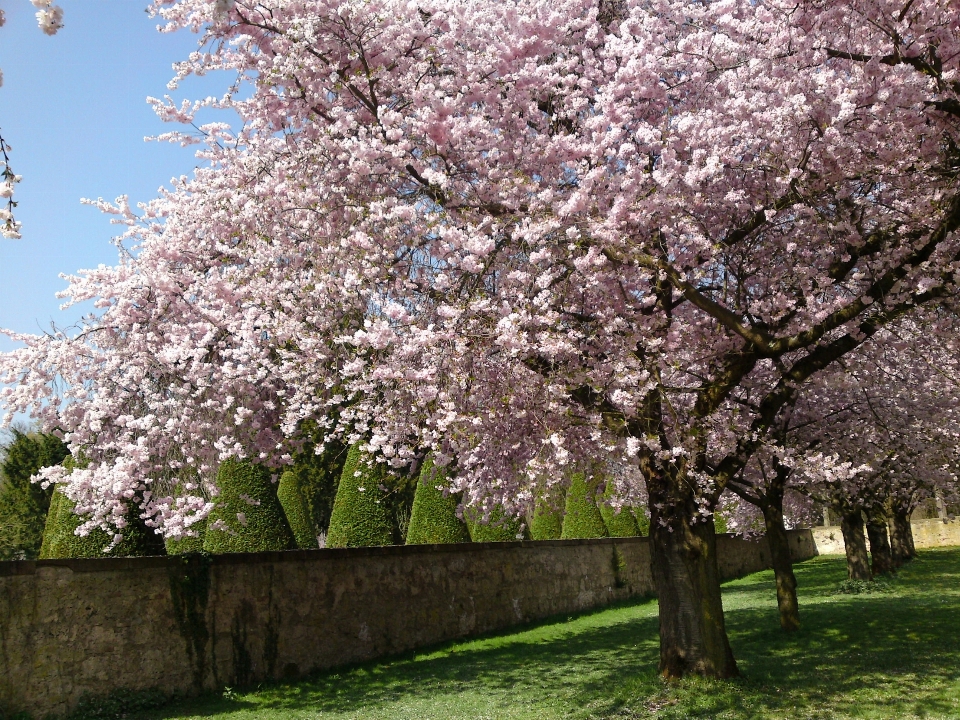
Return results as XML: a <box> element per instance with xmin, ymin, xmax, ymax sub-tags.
<box><xmin>0</xmin><ymin>535</ymin><xmax>653</xmax><ymax>576</ymax></box>
<box><xmin>0</xmin><ymin>530</ymin><xmax>813</xmax><ymax>577</ymax></box>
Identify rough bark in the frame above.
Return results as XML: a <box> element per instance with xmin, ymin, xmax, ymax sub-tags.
<box><xmin>840</xmin><ymin>510</ymin><xmax>871</xmax><ymax>580</ymax></box>
<box><xmin>646</xmin><ymin>465</ymin><xmax>739</xmax><ymax>679</ymax></box>
<box><xmin>760</xmin><ymin>500</ymin><xmax>800</xmax><ymax>631</ymax></box>
<box><xmin>865</xmin><ymin>507</ymin><xmax>894</xmax><ymax>576</ymax></box>
<box><xmin>890</xmin><ymin>509</ymin><xmax>917</xmax><ymax>566</ymax></box>
<box><xmin>889</xmin><ymin>508</ymin><xmax>916</xmax><ymax>566</ymax></box>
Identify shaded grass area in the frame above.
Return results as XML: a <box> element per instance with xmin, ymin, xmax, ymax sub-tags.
<box><xmin>146</xmin><ymin>548</ymin><xmax>960</xmax><ymax>720</ymax></box>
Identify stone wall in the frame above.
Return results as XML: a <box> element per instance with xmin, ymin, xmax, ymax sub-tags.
<box><xmin>810</xmin><ymin>518</ymin><xmax>960</xmax><ymax>555</ymax></box>
<box><xmin>0</xmin><ymin>532</ymin><xmax>814</xmax><ymax>718</ymax></box>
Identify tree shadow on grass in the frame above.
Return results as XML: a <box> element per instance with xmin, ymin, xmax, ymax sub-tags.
<box><xmin>149</xmin><ymin>598</ymin><xmax>666</xmax><ymax>719</ymax></box>
<box><xmin>651</xmin><ymin>550</ymin><xmax>960</xmax><ymax>719</ymax></box>
<box><xmin>150</xmin><ymin>549</ymin><xmax>960</xmax><ymax>720</ymax></box>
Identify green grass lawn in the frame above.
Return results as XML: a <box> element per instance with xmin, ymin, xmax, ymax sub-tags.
<box><xmin>142</xmin><ymin>548</ymin><xmax>960</xmax><ymax>720</ymax></box>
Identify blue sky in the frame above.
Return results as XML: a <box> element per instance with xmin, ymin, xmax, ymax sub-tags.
<box><xmin>0</xmin><ymin>0</ymin><xmax>228</xmax><ymax>346</ymax></box>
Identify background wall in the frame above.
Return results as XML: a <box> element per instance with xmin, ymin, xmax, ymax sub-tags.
<box><xmin>810</xmin><ymin>518</ymin><xmax>960</xmax><ymax>555</ymax></box>
<box><xmin>1</xmin><ymin>533</ymin><xmax>814</xmax><ymax>717</ymax></box>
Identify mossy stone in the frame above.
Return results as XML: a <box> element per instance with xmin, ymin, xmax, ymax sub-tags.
<box><xmin>405</xmin><ymin>457</ymin><xmax>469</xmax><ymax>545</ymax></box>
<box><xmin>560</xmin><ymin>472</ymin><xmax>609</xmax><ymax>539</ymax></box>
<box><xmin>466</xmin><ymin>505</ymin><xmax>528</xmax><ymax>542</ymax></box>
<box><xmin>326</xmin><ymin>445</ymin><xmax>393</xmax><ymax>548</ymax></box>
<box><xmin>278</xmin><ymin>470</ymin><xmax>318</xmax><ymax>549</ymax></box>
<box><xmin>202</xmin><ymin>459</ymin><xmax>295</xmax><ymax>554</ymax></box>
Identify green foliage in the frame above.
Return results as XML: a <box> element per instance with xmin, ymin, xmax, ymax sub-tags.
<box><xmin>286</xmin><ymin>430</ymin><xmax>350</xmax><ymax>539</ymax></box>
<box><xmin>37</xmin><ymin>488</ymin><xmax>62</xmax><ymax>559</ymax></box>
<box><xmin>165</xmin><ymin>529</ymin><xmax>206</xmax><ymax>555</ymax></box>
<box><xmin>0</xmin><ymin>429</ymin><xmax>69</xmax><ymax>560</ymax></box>
<box><xmin>326</xmin><ymin>445</ymin><xmax>394</xmax><ymax>548</ymax></box>
<box><xmin>598</xmin><ymin>480</ymin><xmax>640</xmax><ymax>538</ymax></box>
<box><xmin>634</xmin><ymin>507</ymin><xmax>650</xmax><ymax>536</ymax></box>
<box><xmin>278</xmin><ymin>470</ymin><xmax>318</xmax><ymax>549</ymax></box>
<box><xmin>529</xmin><ymin>490</ymin><xmax>565</xmax><ymax>541</ymax></box>
<box><xmin>164</xmin><ymin>478</ymin><xmax>208</xmax><ymax>555</ymax></box>
<box><xmin>405</xmin><ymin>457</ymin><xmax>469</xmax><ymax>545</ymax></box>
<box><xmin>65</xmin><ymin>687</ymin><xmax>169</xmax><ymax>720</ymax></box>
<box><xmin>560</xmin><ymin>472</ymin><xmax>609</xmax><ymax>540</ymax></box>
<box><xmin>834</xmin><ymin>576</ymin><xmax>898</xmax><ymax>595</ymax></box>
<box><xmin>42</xmin><ymin>487</ymin><xmax>165</xmax><ymax>559</ymax></box>
<box><xmin>465</xmin><ymin>505</ymin><xmax>527</xmax><ymax>542</ymax></box>
<box><xmin>202</xmin><ymin>459</ymin><xmax>295</xmax><ymax>554</ymax></box>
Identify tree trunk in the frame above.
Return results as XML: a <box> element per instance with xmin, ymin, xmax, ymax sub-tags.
<box><xmin>840</xmin><ymin>510</ymin><xmax>871</xmax><ymax>580</ymax></box>
<box><xmin>760</xmin><ymin>501</ymin><xmax>800</xmax><ymax>631</ymax></box>
<box><xmin>889</xmin><ymin>508</ymin><xmax>915</xmax><ymax>566</ymax></box>
<box><xmin>646</xmin><ymin>468</ymin><xmax>739</xmax><ymax>679</ymax></box>
<box><xmin>865</xmin><ymin>507</ymin><xmax>894</xmax><ymax>576</ymax></box>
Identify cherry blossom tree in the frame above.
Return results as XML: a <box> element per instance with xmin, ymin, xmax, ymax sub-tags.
<box><xmin>2</xmin><ymin>0</ymin><xmax>960</xmax><ymax>679</ymax></box>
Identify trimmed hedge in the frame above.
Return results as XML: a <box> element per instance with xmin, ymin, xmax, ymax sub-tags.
<box><xmin>634</xmin><ymin>507</ymin><xmax>650</xmax><ymax>536</ymax></box>
<box><xmin>529</xmin><ymin>491</ymin><xmax>565</xmax><ymax>541</ymax></box>
<box><xmin>164</xmin><ymin>478</ymin><xmax>208</xmax><ymax>555</ymax></box>
<box><xmin>202</xmin><ymin>459</ymin><xmax>295</xmax><ymax>554</ymax></box>
<box><xmin>405</xmin><ymin>456</ymin><xmax>469</xmax><ymax>545</ymax></box>
<box><xmin>278</xmin><ymin>470</ymin><xmax>318</xmax><ymax>549</ymax></box>
<box><xmin>599</xmin><ymin>480</ymin><xmax>641</xmax><ymax>538</ymax></box>
<box><xmin>41</xmin><ymin>488</ymin><xmax>165</xmax><ymax>559</ymax></box>
<box><xmin>560</xmin><ymin>472</ymin><xmax>609</xmax><ymax>539</ymax></box>
<box><xmin>37</xmin><ymin>488</ymin><xmax>62</xmax><ymax>559</ymax></box>
<box><xmin>326</xmin><ymin>445</ymin><xmax>394</xmax><ymax>548</ymax></box>
<box><xmin>287</xmin><ymin>433</ymin><xmax>350</xmax><ymax>540</ymax></box>
<box><xmin>465</xmin><ymin>505</ymin><xmax>528</xmax><ymax>543</ymax></box>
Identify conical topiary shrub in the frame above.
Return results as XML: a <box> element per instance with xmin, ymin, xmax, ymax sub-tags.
<box><xmin>405</xmin><ymin>456</ymin><xmax>469</xmax><ymax>545</ymax></box>
<box><xmin>287</xmin><ymin>433</ymin><xmax>349</xmax><ymax>542</ymax></box>
<box><xmin>634</xmin><ymin>507</ymin><xmax>650</xmax><ymax>536</ymax></box>
<box><xmin>529</xmin><ymin>489</ymin><xmax>565</xmax><ymax>540</ymax></box>
<box><xmin>164</xmin><ymin>478</ymin><xmax>208</xmax><ymax>555</ymax></box>
<box><xmin>278</xmin><ymin>470</ymin><xmax>318</xmax><ymax>549</ymax></box>
<box><xmin>465</xmin><ymin>505</ymin><xmax>527</xmax><ymax>542</ymax></box>
<box><xmin>600</xmin><ymin>480</ymin><xmax>641</xmax><ymax>538</ymax></box>
<box><xmin>560</xmin><ymin>472</ymin><xmax>609</xmax><ymax>539</ymax></box>
<box><xmin>326</xmin><ymin>445</ymin><xmax>394</xmax><ymax>548</ymax></box>
<box><xmin>42</xmin><ymin>487</ymin><xmax>166</xmax><ymax>558</ymax></box>
<box><xmin>37</xmin><ymin>488</ymin><xmax>62</xmax><ymax>559</ymax></box>
<box><xmin>202</xmin><ymin>459</ymin><xmax>295</xmax><ymax>554</ymax></box>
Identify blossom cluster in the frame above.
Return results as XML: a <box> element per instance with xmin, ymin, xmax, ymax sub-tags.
<box><xmin>1</xmin><ymin>0</ymin><xmax>958</xmax><ymax>542</ymax></box>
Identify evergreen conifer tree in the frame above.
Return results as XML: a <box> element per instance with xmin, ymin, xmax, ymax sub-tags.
<box><xmin>202</xmin><ymin>459</ymin><xmax>295</xmax><ymax>554</ymax></box>
<box><xmin>405</xmin><ymin>456</ymin><xmax>469</xmax><ymax>545</ymax></box>
<box><xmin>278</xmin><ymin>470</ymin><xmax>318</xmax><ymax>549</ymax></box>
<box><xmin>560</xmin><ymin>472</ymin><xmax>609</xmax><ymax>539</ymax></box>
<box><xmin>0</xmin><ymin>429</ymin><xmax>69</xmax><ymax>560</ymax></box>
<box><xmin>326</xmin><ymin>445</ymin><xmax>394</xmax><ymax>547</ymax></box>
